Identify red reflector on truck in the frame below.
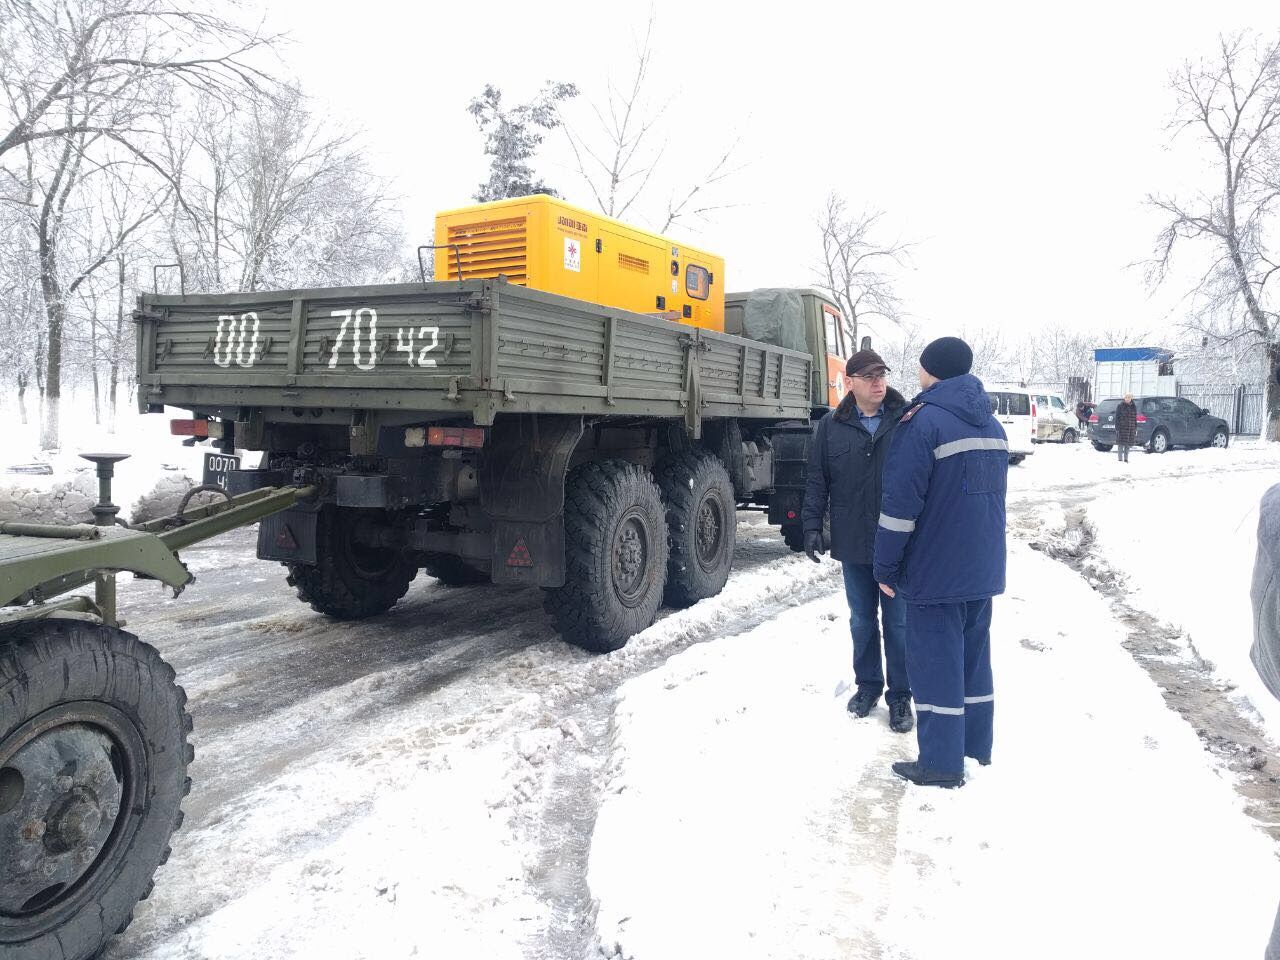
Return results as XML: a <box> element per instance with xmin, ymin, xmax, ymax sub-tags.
<box><xmin>427</xmin><ymin>427</ymin><xmax>485</xmax><ymax>448</ymax></box>
<box><xmin>507</xmin><ymin>537</ymin><xmax>534</xmax><ymax>567</ymax></box>
<box><xmin>786</xmin><ymin>510</ymin><xmax>797</xmax><ymax>520</ymax></box>
<box><xmin>170</xmin><ymin>419</ymin><xmax>209</xmax><ymax>437</ymax></box>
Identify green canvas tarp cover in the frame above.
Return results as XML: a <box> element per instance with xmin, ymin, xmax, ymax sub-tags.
<box><xmin>740</xmin><ymin>289</ymin><xmax>809</xmax><ymax>353</ymax></box>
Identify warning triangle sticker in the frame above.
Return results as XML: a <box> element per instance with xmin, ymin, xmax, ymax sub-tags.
<box><xmin>506</xmin><ymin>537</ymin><xmax>534</xmax><ymax>568</ymax></box>
<box><xmin>275</xmin><ymin>525</ymin><xmax>299</xmax><ymax>551</ymax></box>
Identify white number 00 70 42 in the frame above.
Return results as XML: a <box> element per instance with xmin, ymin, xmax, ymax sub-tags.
<box><xmin>327</xmin><ymin>308</ymin><xmax>439</xmax><ymax>370</ymax></box>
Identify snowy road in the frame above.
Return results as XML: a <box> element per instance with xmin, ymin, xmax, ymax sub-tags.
<box><xmin>96</xmin><ymin>441</ymin><xmax>1280</xmax><ymax>960</ymax></box>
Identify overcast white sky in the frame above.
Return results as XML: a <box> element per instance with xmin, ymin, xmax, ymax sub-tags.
<box><xmin>266</xmin><ymin>0</ymin><xmax>1279</xmax><ymax>346</ymax></box>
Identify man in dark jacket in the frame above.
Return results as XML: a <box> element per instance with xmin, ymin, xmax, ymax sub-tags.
<box><xmin>802</xmin><ymin>349</ymin><xmax>914</xmax><ymax>733</ymax></box>
<box><xmin>873</xmin><ymin>337</ymin><xmax>1008</xmax><ymax>788</ymax></box>
<box><xmin>1114</xmin><ymin>393</ymin><xmax>1138</xmax><ymax>462</ymax></box>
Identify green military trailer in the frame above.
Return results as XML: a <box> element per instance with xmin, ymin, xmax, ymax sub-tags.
<box><xmin>133</xmin><ymin>278</ymin><xmax>845</xmax><ymax>651</ymax></box>
<box><xmin>0</xmin><ymin>458</ymin><xmax>314</xmax><ymax>960</ymax></box>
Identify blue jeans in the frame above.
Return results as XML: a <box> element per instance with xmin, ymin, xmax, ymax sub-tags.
<box><xmin>905</xmin><ymin>599</ymin><xmax>995</xmax><ymax>775</ymax></box>
<box><xmin>841</xmin><ymin>562</ymin><xmax>910</xmax><ymax>702</ymax></box>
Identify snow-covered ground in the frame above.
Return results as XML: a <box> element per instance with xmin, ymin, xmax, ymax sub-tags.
<box><xmin>1087</xmin><ymin>456</ymin><xmax>1280</xmax><ymax>739</ymax></box>
<box><xmin>0</xmin><ymin>399</ymin><xmax>244</xmax><ymax>523</ymax></box>
<box><xmin>589</xmin><ymin>541</ymin><xmax>1280</xmax><ymax>959</ymax></box>
<box><xmin>6</xmin><ymin>402</ymin><xmax>1280</xmax><ymax>959</ymax></box>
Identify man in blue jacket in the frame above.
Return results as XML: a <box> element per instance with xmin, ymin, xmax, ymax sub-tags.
<box><xmin>802</xmin><ymin>349</ymin><xmax>913</xmax><ymax>733</ymax></box>
<box><xmin>873</xmin><ymin>337</ymin><xmax>1008</xmax><ymax>788</ymax></box>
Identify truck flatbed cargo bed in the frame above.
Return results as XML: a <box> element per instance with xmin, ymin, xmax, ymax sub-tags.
<box><xmin>135</xmin><ymin>279</ymin><xmax>813</xmax><ymax>432</ymax></box>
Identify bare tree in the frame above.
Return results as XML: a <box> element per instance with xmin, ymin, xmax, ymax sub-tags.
<box><xmin>164</xmin><ymin>89</ymin><xmax>406</xmax><ymax>292</ymax></box>
<box><xmin>0</xmin><ymin>0</ymin><xmax>278</xmax><ymax>164</ymax></box>
<box><xmin>469</xmin><ymin>82</ymin><xmax>578</xmax><ymax>203</ymax></box>
<box><xmin>562</xmin><ymin>13</ymin><xmax>741</xmax><ymax>232</ymax></box>
<box><xmin>815</xmin><ymin>193</ymin><xmax>914</xmax><ymax>349</ymax></box>
<box><xmin>1147</xmin><ymin>31</ymin><xmax>1280</xmax><ymax>438</ymax></box>
<box><xmin>1</xmin><ymin>0</ymin><xmax>284</xmax><ymax>448</ymax></box>
<box><xmin>880</xmin><ymin>319</ymin><xmax>927</xmax><ymax>398</ymax></box>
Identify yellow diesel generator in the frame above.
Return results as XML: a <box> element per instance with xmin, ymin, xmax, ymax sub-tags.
<box><xmin>434</xmin><ymin>195</ymin><xmax>725</xmax><ymax>332</ymax></box>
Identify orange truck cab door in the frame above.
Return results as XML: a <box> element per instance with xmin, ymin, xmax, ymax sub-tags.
<box><xmin>821</xmin><ymin>303</ymin><xmax>850</xmax><ymax>408</ymax></box>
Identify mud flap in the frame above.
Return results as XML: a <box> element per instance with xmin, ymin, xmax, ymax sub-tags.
<box><xmin>480</xmin><ymin>414</ymin><xmax>583</xmax><ymax>588</ymax></box>
<box><xmin>491</xmin><ymin>518</ymin><xmax>565</xmax><ymax>587</ymax></box>
<box><xmin>257</xmin><ymin>507</ymin><xmax>318</xmax><ymax>564</ymax></box>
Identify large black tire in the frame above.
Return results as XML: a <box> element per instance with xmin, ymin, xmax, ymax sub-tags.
<box><xmin>0</xmin><ymin>620</ymin><xmax>192</xmax><ymax>960</ymax></box>
<box><xmin>657</xmin><ymin>450</ymin><xmax>736</xmax><ymax>607</ymax></box>
<box><xmin>1148</xmin><ymin>429</ymin><xmax>1170</xmax><ymax>454</ymax></box>
<box><xmin>286</xmin><ymin>506</ymin><xmax>416</xmax><ymax>619</ymax></box>
<box><xmin>543</xmin><ymin>460</ymin><xmax>669</xmax><ymax>653</ymax></box>
<box><xmin>422</xmin><ymin>555</ymin><xmax>490</xmax><ymax>586</ymax></box>
<box><xmin>1092</xmin><ymin>442</ymin><xmax>1113</xmax><ymax>452</ymax></box>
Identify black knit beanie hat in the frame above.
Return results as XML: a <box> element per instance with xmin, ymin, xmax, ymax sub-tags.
<box><xmin>919</xmin><ymin>337</ymin><xmax>974</xmax><ymax>380</ymax></box>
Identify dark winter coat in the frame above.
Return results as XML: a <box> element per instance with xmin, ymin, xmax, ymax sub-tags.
<box><xmin>802</xmin><ymin>388</ymin><xmax>908</xmax><ymax>565</ymax></box>
<box><xmin>1251</xmin><ymin>483</ymin><xmax>1280</xmax><ymax>701</ymax></box>
<box><xmin>1114</xmin><ymin>400</ymin><xmax>1138</xmax><ymax>445</ymax></box>
<box><xmin>873</xmin><ymin>374</ymin><xmax>1009</xmax><ymax>604</ymax></box>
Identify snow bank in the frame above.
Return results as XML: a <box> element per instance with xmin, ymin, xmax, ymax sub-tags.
<box><xmin>1088</xmin><ymin>465</ymin><xmax>1280</xmax><ymax>740</ymax></box>
<box><xmin>0</xmin><ymin>400</ymin><xmax>246</xmax><ymax>523</ymax></box>
<box><xmin>589</xmin><ymin>541</ymin><xmax>1280</xmax><ymax>959</ymax></box>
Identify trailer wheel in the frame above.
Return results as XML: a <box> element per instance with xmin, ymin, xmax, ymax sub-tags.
<box><xmin>658</xmin><ymin>451</ymin><xmax>736</xmax><ymax>607</ymax></box>
<box><xmin>0</xmin><ymin>620</ymin><xmax>192</xmax><ymax>960</ymax></box>
<box><xmin>287</xmin><ymin>506</ymin><xmax>416</xmax><ymax>619</ymax></box>
<box><xmin>422</xmin><ymin>556</ymin><xmax>490</xmax><ymax>586</ymax></box>
<box><xmin>544</xmin><ymin>461</ymin><xmax>669</xmax><ymax>653</ymax></box>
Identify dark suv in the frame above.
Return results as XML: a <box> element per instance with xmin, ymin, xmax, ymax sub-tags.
<box><xmin>1088</xmin><ymin>396</ymin><xmax>1230</xmax><ymax>453</ymax></box>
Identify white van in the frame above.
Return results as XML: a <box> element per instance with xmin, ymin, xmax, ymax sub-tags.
<box><xmin>986</xmin><ymin>390</ymin><xmax>1036</xmax><ymax>465</ymax></box>
<box><xmin>1032</xmin><ymin>392</ymin><xmax>1081</xmax><ymax>443</ymax></box>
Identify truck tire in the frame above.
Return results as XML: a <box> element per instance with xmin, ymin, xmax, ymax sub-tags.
<box><xmin>286</xmin><ymin>506</ymin><xmax>416</xmax><ymax>619</ymax></box>
<box><xmin>422</xmin><ymin>556</ymin><xmax>489</xmax><ymax>586</ymax></box>
<box><xmin>543</xmin><ymin>460</ymin><xmax>669</xmax><ymax>653</ymax></box>
<box><xmin>0</xmin><ymin>619</ymin><xmax>192</xmax><ymax>960</ymax></box>
<box><xmin>658</xmin><ymin>450</ymin><xmax>736</xmax><ymax>607</ymax></box>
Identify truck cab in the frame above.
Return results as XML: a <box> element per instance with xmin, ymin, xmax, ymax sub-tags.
<box><xmin>724</xmin><ymin>288</ymin><xmax>851</xmax><ymax>411</ymax></box>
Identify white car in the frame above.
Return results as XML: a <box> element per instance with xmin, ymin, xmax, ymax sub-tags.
<box><xmin>986</xmin><ymin>390</ymin><xmax>1036</xmax><ymax>465</ymax></box>
<box><xmin>1032</xmin><ymin>392</ymin><xmax>1082</xmax><ymax>443</ymax></box>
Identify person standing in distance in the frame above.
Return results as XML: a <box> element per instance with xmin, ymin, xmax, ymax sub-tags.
<box><xmin>873</xmin><ymin>337</ymin><xmax>1009</xmax><ymax>788</ymax></box>
<box><xmin>802</xmin><ymin>349</ymin><xmax>914</xmax><ymax>733</ymax></box>
<box><xmin>1114</xmin><ymin>393</ymin><xmax>1138</xmax><ymax>463</ymax></box>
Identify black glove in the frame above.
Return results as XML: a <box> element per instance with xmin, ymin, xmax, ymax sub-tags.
<box><xmin>804</xmin><ymin>529</ymin><xmax>826</xmax><ymax>563</ymax></box>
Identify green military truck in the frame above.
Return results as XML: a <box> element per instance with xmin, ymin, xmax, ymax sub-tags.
<box><xmin>133</xmin><ymin>278</ymin><xmax>846</xmax><ymax>651</ymax></box>
<box><xmin>0</xmin><ymin>280</ymin><xmax>850</xmax><ymax>959</ymax></box>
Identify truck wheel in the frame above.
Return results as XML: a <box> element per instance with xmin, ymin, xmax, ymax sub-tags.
<box><xmin>287</xmin><ymin>507</ymin><xmax>416</xmax><ymax>619</ymax></box>
<box><xmin>0</xmin><ymin>620</ymin><xmax>192</xmax><ymax>960</ymax></box>
<box><xmin>422</xmin><ymin>556</ymin><xmax>489</xmax><ymax>586</ymax></box>
<box><xmin>544</xmin><ymin>461</ymin><xmax>669</xmax><ymax>653</ymax></box>
<box><xmin>658</xmin><ymin>450</ymin><xmax>736</xmax><ymax>607</ymax></box>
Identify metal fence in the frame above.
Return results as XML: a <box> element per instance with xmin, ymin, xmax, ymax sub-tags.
<box><xmin>1176</xmin><ymin>382</ymin><xmax>1265</xmax><ymax>436</ymax></box>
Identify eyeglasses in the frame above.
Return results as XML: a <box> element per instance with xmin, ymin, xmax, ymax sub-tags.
<box><xmin>851</xmin><ymin>373</ymin><xmax>888</xmax><ymax>383</ymax></box>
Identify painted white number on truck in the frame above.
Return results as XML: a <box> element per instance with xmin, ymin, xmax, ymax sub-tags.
<box><xmin>326</xmin><ymin>307</ymin><xmax>440</xmax><ymax>370</ymax></box>
<box><xmin>214</xmin><ymin>313</ymin><xmax>262</xmax><ymax>367</ymax></box>
<box><xmin>395</xmin><ymin>326</ymin><xmax>440</xmax><ymax>368</ymax></box>
<box><xmin>328</xmin><ymin>308</ymin><xmax>378</xmax><ymax>371</ymax></box>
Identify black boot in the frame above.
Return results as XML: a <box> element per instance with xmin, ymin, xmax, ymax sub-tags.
<box><xmin>847</xmin><ymin>688</ymin><xmax>881</xmax><ymax>718</ymax></box>
<box><xmin>888</xmin><ymin>699</ymin><xmax>915</xmax><ymax>734</ymax></box>
<box><xmin>891</xmin><ymin>761</ymin><xmax>964</xmax><ymax>788</ymax></box>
